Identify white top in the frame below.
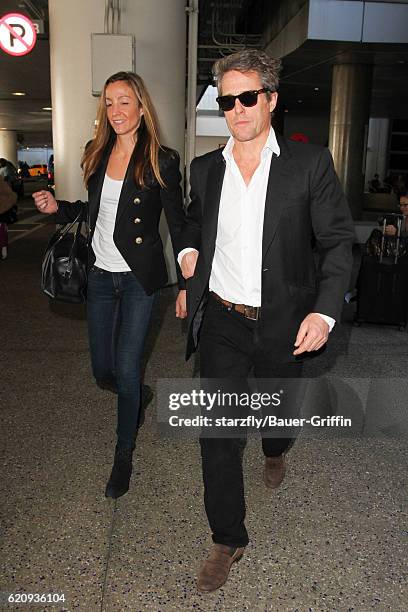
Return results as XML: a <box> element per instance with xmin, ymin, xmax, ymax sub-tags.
<box><xmin>179</xmin><ymin>127</ymin><xmax>335</xmax><ymax>331</ymax></box>
<box><xmin>92</xmin><ymin>174</ymin><xmax>131</xmax><ymax>272</ymax></box>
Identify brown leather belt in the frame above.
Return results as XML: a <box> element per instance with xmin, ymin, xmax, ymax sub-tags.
<box><xmin>211</xmin><ymin>291</ymin><xmax>260</xmax><ymax>321</ymax></box>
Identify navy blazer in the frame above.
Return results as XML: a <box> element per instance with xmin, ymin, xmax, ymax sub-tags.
<box><xmin>181</xmin><ymin>134</ymin><xmax>355</xmax><ymax>361</ymax></box>
<box><xmin>55</xmin><ymin>141</ymin><xmax>185</xmax><ymax>295</ymax></box>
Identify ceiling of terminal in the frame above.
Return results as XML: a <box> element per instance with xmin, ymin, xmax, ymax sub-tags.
<box><xmin>198</xmin><ymin>0</ymin><xmax>408</xmax><ymax>119</ymax></box>
<box><xmin>279</xmin><ymin>41</ymin><xmax>408</xmax><ymax>118</ymax></box>
<box><xmin>0</xmin><ymin>0</ymin><xmax>407</xmax><ymax>149</ymax></box>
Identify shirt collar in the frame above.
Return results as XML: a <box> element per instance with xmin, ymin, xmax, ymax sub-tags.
<box><xmin>222</xmin><ymin>126</ymin><xmax>280</xmax><ymax>162</ymax></box>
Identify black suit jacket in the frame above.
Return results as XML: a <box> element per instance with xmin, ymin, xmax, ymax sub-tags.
<box><xmin>55</xmin><ymin>141</ymin><xmax>185</xmax><ymax>295</ymax></box>
<box><xmin>181</xmin><ymin>134</ymin><xmax>355</xmax><ymax>361</ymax></box>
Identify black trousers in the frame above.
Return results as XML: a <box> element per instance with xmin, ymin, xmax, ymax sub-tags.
<box><xmin>199</xmin><ymin>294</ymin><xmax>303</xmax><ymax>547</ymax></box>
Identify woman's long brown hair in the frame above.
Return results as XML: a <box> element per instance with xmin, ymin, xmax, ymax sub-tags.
<box><xmin>81</xmin><ymin>71</ymin><xmax>165</xmax><ymax>188</ymax></box>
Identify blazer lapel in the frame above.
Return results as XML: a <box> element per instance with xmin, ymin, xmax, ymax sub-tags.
<box><xmin>262</xmin><ymin>137</ymin><xmax>296</xmax><ymax>263</ymax></box>
<box><xmin>201</xmin><ymin>152</ymin><xmax>226</xmax><ymax>264</ymax></box>
<box><xmin>88</xmin><ymin>139</ymin><xmax>114</xmax><ymax>229</ymax></box>
<box><xmin>89</xmin><ymin>137</ymin><xmax>136</xmax><ymax>229</ymax></box>
<box><xmin>115</xmin><ymin>151</ymin><xmax>140</xmax><ymax>224</ymax></box>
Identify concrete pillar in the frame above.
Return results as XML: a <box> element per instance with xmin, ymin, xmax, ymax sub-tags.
<box><xmin>123</xmin><ymin>1</ymin><xmax>186</xmax><ymax>159</ymax></box>
<box><xmin>48</xmin><ymin>0</ymin><xmax>102</xmax><ymax>201</ymax></box>
<box><xmin>48</xmin><ymin>0</ymin><xmax>186</xmax><ymax>281</ymax></box>
<box><xmin>0</xmin><ymin>130</ymin><xmax>18</xmax><ymax>167</ymax></box>
<box><xmin>329</xmin><ymin>63</ymin><xmax>372</xmax><ymax>219</ymax></box>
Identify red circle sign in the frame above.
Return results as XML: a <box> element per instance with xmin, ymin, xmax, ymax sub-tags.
<box><xmin>0</xmin><ymin>13</ymin><xmax>37</xmax><ymax>57</ymax></box>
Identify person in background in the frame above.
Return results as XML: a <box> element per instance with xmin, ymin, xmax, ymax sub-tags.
<box><xmin>369</xmin><ymin>173</ymin><xmax>381</xmax><ymax>193</ymax></box>
<box><xmin>0</xmin><ymin>158</ymin><xmax>23</xmax><ymax>199</ymax></box>
<box><xmin>393</xmin><ymin>174</ymin><xmax>407</xmax><ymax>198</ymax></box>
<box><xmin>0</xmin><ymin>176</ymin><xmax>17</xmax><ymax>260</ymax></box>
<box><xmin>34</xmin><ymin>71</ymin><xmax>187</xmax><ymax>499</ymax></box>
<box><xmin>384</xmin><ymin>191</ymin><xmax>408</xmax><ymax>237</ymax></box>
<box><xmin>0</xmin><ymin>158</ymin><xmax>17</xmax><ymax>184</ymax></box>
<box><xmin>0</xmin><ymin>158</ymin><xmax>12</xmax><ymax>182</ymax></box>
<box><xmin>383</xmin><ymin>173</ymin><xmax>393</xmax><ymax>193</ymax></box>
<box><xmin>19</xmin><ymin>161</ymin><xmax>30</xmax><ymax>178</ymax></box>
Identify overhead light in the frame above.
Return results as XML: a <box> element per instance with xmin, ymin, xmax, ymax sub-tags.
<box><xmin>42</xmin><ymin>107</ymin><xmax>52</xmax><ymax>111</ymax></box>
<box><xmin>397</xmin><ymin>60</ymin><xmax>405</xmax><ymax>64</ymax></box>
<box><xmin>297</xmin><ymin>99</ymin><xmax>303</xmax><ymax>103</ymax></box>
<box><xmin>12</xmin><ymin>92</ymin><xmax>26</xmax><ymax>96</ymax></box>
<box><xmin>314</xmin><ymin>87</ymin><xmax>319</xmax><ymax>91</ymax></box>
<box><xmin>0</xmin><ymin>127</ymin><xmax>8</xmax><ymax>130</ymax></box>
<box><xmin>284</xmin><ymin>109</ymin><xmax>289</xmax><ymax>113</ymax></box>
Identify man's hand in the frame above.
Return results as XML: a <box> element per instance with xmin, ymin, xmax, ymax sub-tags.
<box><xmin>32</xmin><ymin>190</ymin><xmax>58</xmax><ymax>214</ymax></box>
<box><xmin>384</xmin><ymin>224</ymin><xmax>397</xmax><ymax>236</ymax></box>
<box><xmin>293</xmin><ymin>313</ymin><xmax>329</xmax><ymax>355</ymax></box>
<box><xmin>175</xmin><ymin>290</ymin><xmax>187</xmax><ymax>319</ymax></box>
<box><xmin>181</xmin><ymin>250</ymin><xmax>198</xmax><ymax>279</ymax></box>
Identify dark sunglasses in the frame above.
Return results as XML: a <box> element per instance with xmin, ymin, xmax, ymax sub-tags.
<box><xmin>216</xmin><ymin>88</ymin><xmax>271</xmax><ymax>112</ymax></box>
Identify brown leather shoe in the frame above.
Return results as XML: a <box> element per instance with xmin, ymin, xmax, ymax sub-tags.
<box><xmin>197</xmin><ymin>544</ymin><xmax>245</xmax><ymax>592</ymax></box>
<box><xmin>264</xmin><ymin>454</ymin><xmax>286</xmax><ymax>488</ymax></box>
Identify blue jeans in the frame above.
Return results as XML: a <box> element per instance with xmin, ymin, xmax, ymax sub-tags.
<box><xmin>87</xmin><ymin>265</ymin><xmax>156</xmax><ymax>448</ymax></box>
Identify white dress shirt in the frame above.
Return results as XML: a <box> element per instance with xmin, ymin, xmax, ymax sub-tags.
<box><xmin>179</xmin><ymin>127</ymin><xmax>335</xmax><ymax>331</ymax></box>
<box><xmin>209</xmin><ymin>127</ymin><xmax>277</xmax><ymax>305</ymax></box>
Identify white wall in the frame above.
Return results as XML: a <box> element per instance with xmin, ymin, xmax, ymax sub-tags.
<box><xmin>196</xmin><ymin>114</ymin><xmax>230</xmax><ymax>138</ymax></box>
<box><xmin>195</xmin><ymin>136</ymin><xmax>228</xmax><ymax>158</ymax></box>
<box><xmin>123</xmin><ymin>0</ymin><xmax>186</xmax><ymax>156</ymax></box>
<box><xmin>48</xmin><ymin>0</ymin><xmax>102</xmax><ymax>201</ymax></box>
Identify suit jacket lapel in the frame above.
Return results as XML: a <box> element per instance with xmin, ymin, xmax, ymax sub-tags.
<box><xmin>201</xmin><ymin>152</ymin><xmax>226</xmax><ymax>264</ymax></box>
<box><xmin>262</xmin><ymin>136</ymin><xmax>295</xmax><ymax>263</ymax></box>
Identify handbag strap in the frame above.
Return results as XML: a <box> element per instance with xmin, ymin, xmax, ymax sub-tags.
<box><xmin>46</xmin><ymin>210</ymin><xmax>85</xmax><ymax>262</ymax></box>
<box><xmin>86</xmin><ymin>202</ymin><xmax>91</xmax><ymax>246</ymax></box>
<box><xmin>54</xmin><ymin>210</ymin><xmax>84</xmax><ymax>241</ymax></box>
<box><xmin>67</xmin><ymin>212</ymin><xmax>88</xmax><ymax>264</ymax></box>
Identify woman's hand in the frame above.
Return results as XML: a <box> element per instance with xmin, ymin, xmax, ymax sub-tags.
<box><xmin>384</xmin><ymin>224</ymin><xmax>397</xmax><ymax>236</ymax></box>
<box><xmin>32</xmin><ymin>190</ymin><xmax>58</xmax><ymax>214</ymax></box>
<box><xmin>175</xmin><ymin>290</ymin><xmax>187</xmax><ymax>319</ymax></box>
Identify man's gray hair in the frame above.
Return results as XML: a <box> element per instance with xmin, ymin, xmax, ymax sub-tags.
<box><xmin>213</xmin><ymin>49</ymin><xmax>282</xmax><ymax>96</ymax></box>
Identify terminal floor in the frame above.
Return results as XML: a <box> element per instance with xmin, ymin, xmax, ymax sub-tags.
<box><xmin>0</xmin><ymin>203</ymin><xmax>407</xmax><ymax>612</ymax></box>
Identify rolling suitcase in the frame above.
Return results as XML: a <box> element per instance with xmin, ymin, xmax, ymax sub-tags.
<box><xmin>355</xmin><ymin>216</ymin><xmax>408</xmax><ymax>329</ymax></box>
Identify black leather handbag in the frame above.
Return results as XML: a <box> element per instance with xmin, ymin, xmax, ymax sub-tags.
<box><xmin>41</xmin><ymin>212</ymin><xmax>88</xmax><ymax>303</ymax></box>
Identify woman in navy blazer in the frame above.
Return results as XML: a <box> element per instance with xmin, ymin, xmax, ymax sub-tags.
<box><xmin>34</xmin><ymin>71</ymin><xmax>186</xmax><ymax>499</ymax></box>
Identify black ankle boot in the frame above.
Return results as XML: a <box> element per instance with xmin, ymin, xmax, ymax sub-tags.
<box><xmin>105</xmin><ymin>446</ymin><xmax>134</xmax><ymax>499</ymax></box>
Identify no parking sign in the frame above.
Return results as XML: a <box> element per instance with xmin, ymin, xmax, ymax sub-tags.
<box><xmin>0</xmin><ymin>13</ymin><xmax>37</xmax><ymax>57</ymax></box>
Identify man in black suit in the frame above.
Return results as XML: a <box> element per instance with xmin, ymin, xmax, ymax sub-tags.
<box><xmin>179</xmin><ymin>50</ymin><xmax>354</xmax><ymax>592</ymax></box>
